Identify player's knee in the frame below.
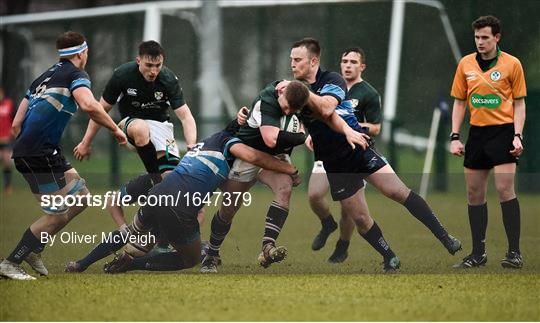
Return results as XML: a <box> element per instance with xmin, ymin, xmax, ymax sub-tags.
<box><xmin>273</xmin><ymin>181</ymin><xmax>292</xmax><ymax>202</ymax></box>
<box><xmin>308</xmin><ymin>188</ymin><xmax>325</xmax><ymax>204</ymax></box>
<box><xmin>466</xmin><ymin>189</ymin><xmax>485</xmax><ymax>205</ymax></box>
<box><xmin>383</xmin><ymin>186</ymin><xmax>409</xmax><ymax>203</ymax></box>
<box><xmin>40</xmin><ymin>178</ymin><xmax>88</xmax><ymax>215</ymax></box>
<box><xmin>128</xmin><ymin>122</ymin><xmax>150</xmax><ymax>147</ymax></box>
<box><xmin>495</xmin><ymin>184</ymin><xmax>515</xmax><ymax>202</ymax></box>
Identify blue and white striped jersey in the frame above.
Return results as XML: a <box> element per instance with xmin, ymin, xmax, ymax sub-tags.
<box><xmin>174</xmin><ymin>130</ymin><xmax>242</xmax><ymax>195</ymax></box>
<box><xmin>13</xmin><ymin>60</ymin><xmax>91</xmax><ymax>157</ymax></box>
<box><xmin>300</xmin><ymin>68</ymin><xmax>361</xmax><ymax>160</ymax></box>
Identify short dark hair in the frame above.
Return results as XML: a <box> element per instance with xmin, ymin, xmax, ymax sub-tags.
<box><xmin>472</xmin><ymin>15</ymin><xmax>501</xmax><ymax>35</ymax></box>
<box><xmin>56</xmin><ymin>31</ymin><xmax>86</xmax><ymax>51</ymax></box>
<box><xmin>342</xmin><ymin>47</ymin><xmax>366</xmax><ymax>64</ymax></box>
<box><xmin>284</xmin><ymin>80</ymin><xmax>310</xmax><ymax>111</ymax></box>
<box><xmin>138</xmin><ymin>40</ymin><xmax>165</xmax><ymax>59</ymax></box>
<box><xmin>292</xmin><ymin>37</ymin><xmax>321</xmax><ymax>58</ymax></box>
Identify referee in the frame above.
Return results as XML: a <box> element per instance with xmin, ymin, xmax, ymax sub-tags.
<box><xmin>450</xmin><ymin>16</ymin><xmax>526</xmax><ymax>269</ymax></box>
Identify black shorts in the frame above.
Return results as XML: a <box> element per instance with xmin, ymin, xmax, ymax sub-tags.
<box><xmin>464</xmin><ymin>123</ymin><xmax>517</xmax><ymax>169</ymax></box>
<box><xmin>14</xmin><ymin>152</ymin><xmax>72</xmax><ymax>194</ymax></box>
<box><xmin>323</xmin><ymin>146</ymin><xmax>387</xmax><ymax>201</ymax></box>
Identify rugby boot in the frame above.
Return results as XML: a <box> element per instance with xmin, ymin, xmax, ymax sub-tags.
<box><xmin>440</xmin><ymin>234</ymin><xmax>462</xmax><ymax>255</ymax></box>
<box><xmin>311</xmin><ymin>221</ymin><xmax>338</xmax><ymax>251</ymax></box>
<box><xmin>501</xmin><ymin>251</ymin><xmax>523</xmax><ymax>269</ymax></box>
<box><xmin>200</xmin><ymin>255</ymin><xmax>221</xmax><ymax>274</ymax></box>
<box><xmin>65</xmin><ymin>261</ymin><xmax>85</xmax><ymax>273</ymax></box>
<box><xmin>382</xmin><ymin>256</ymin><xmax>401</xmax><ymax>273</ymax></box>
<box><xmin>258</xmin><ymin>244</ymin><xmax>287</xmax><ymax>268</ymax></box>
<box><xmin>24</xmin><ymin>252</ymin><xmax>48</xmax><ymax>276</ymax></box>
<box><xmin>103</xmin><ymin>251</ymin><xmax>134</xmax><ymax>274</ymax></box>
<box><xmin>0</xmin><ymin>259</ymin><xmax>36</xmax><ymax>280</ymax></box>
<box><xmin>327</xmin><ymin>240</ymin><xmax>349</xmax><ymax>264</ymax></box>
<box><xmin>453</xmin><ymin>253</ymin><xmax>487</xmax><ymax>269</ymax></box>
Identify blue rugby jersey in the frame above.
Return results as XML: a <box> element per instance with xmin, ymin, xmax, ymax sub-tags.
<box><xmin>174</xmin><ymin>130</ymin><xmax>242</xmax><ymax>196</ymax></box>
<box><xmin>13</xmin><ymin>60</ymin><xmax>91</xmax><ymax>157</ymax></box>
<box><xmin>300</xmin><ymin>68</ymin><xmax>361</xmax><ymax>160</ymax></box>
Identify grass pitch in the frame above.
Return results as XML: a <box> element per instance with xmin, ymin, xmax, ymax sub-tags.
<box><xmin>1</xmin><ymin>182</ymin><xmax>539</xmax><ymax>321</ymax></box>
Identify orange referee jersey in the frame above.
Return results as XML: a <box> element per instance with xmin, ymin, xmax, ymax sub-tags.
<box><xmin>451</xmin><ymin>50</ymin><xmax>527</xmax><ymax>127</ymax></box>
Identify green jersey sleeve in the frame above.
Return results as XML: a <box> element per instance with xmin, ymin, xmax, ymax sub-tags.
<box><xmin>102</xmin><ymin>69</ymin><xmax>122</xmax><ymax>105</ymax></box>
<box><xmin>166</xmin><ymin>71</ymin><xmax>185</xmax><ymax>109</ymax></box>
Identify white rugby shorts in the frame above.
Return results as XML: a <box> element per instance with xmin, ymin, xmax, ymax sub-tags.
<box><xmin>118</xmin><ymin>117</ymin><xmax>180</xmax><ymax>157</ymax></box>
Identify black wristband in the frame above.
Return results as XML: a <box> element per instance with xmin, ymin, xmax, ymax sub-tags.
<box><xmin>450</xmin><ymin>132</ymin><xmax>460</xmax><ymax>141</ymax></box>
<box><xmin>515</xmin><ymin>133</ymin><xmax>522</xmax><ymax>142</ymax></box>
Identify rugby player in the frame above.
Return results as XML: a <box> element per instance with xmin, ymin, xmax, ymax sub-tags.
<box><xmin>307</xmin><ymin>47</ymin><xmax>384</xmax><ymax>263</ymax></box>
<box><xmin>73</xmin><ymin>40</ymin><xmax>197</xmax><ymax>228</ymax></box>
<box><xmin>66</xmin><ymin>119</ymin><xmax>300</xmax><ymax>274</ymax></box>
<box><xmin>0</xmin><ymin>31</ymin><xmax>127</xmax><ymax>280</ymax></box>
<box><xmin>200</xmin><ymin>80</ymin><xmax>310</xmax><ymax>273</ymax></box>
<box><xmin>286</xmin><ymin>38</ymin><xmax>462</xmax><ymax>272</ymax></box>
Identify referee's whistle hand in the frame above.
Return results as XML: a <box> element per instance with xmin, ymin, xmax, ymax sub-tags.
<box><xmin>510</xmin><ymin>138</ymin><xmax>523</xmax><ymax>157</ymax></box>
<box><xmin>450</xmin><ymin>141</ymin><xmax>465</xmax><ymax>157</ymax></box>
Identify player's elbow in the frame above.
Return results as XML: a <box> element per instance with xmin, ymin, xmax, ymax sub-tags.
<box><xmin>79</xmin><ymin>99</ymin><xmax>98</xmax><ymax>113</ymax></box>
<box><xmin>371</xmin><ymin>124</ymin><xmax>381</xmax><ymax>136</ymax></box>
<box><xmin>320</xmin><ymin>108</ymin><xmax>333</xmax><ymax>120</ymax></box>
<box><xmin>260</xmin><ymin>126</ymin><xmax>280</xmax><ymax>148</ymax></box>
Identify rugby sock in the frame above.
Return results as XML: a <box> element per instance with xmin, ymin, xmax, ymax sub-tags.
<box><xmin>262</xmin><ymin>202</ymin><xmax>289</xmax><ymax>247</ymax></box>
<box><xmin>77</xmin><ymin>230</ymin><xmax>128</xmax><ymax>269</ymax></box>
<box><xmin>468</xmin><ymin>203</ymin><xmax>488</xmax><ymax>256</ymax></box>
<box><xmin>122</xmin><ymin>173</ymin><xmax>159</xmax><ymax>203</ymax></box>
<box><xmin>360</xmin><ymin>222</ymin><xmax>396</xmax><ymax>260</ymax></box>
<box><xmin>334</xmin><ymin>239</ymin><xmax>350</xmax><ymax>253</ymax></box>
<box><xmin>126</xmin><ymin>251</ymin><xmax>187</xmax><ymax>271</ymax></box>
<box><xmin>7</xmin><ymin>228</ymin><xmax>42</xmax><ymax>264</ymax></box>
<box><xmin>403</xmin><ymin>191</ymin><xmax>447</xmax><ymax>239</ymax></box>
<box><xmin>208</xmin><ymin>211</ymin><xmax>231</xmax><ymax>257</ymax></box>
<box><xmin>135</xmin><ymin>141</ymin><xmax>161</xmax><ymax>183</ymax></box>
<box><xmin>3</xmin><ymin>168</ymin><xmax>11</xmax><ymax>188</ymax></box>
<box><xmin>501</xmin><ymin>198</ymin><xmax>521</xmax><ymax>253</ymax></box>
<box><xmin>321</xmin><ymin>215</ymin><xmax>337</xmax><ymax>231</ymax></box>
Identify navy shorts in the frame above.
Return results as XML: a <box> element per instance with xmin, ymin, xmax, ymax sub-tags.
<box><xmin>464</xmin><ymin>123</ymin><xmax>517</xmax><ymax>169</ymax></box>
<box><xmin>323</xmin><ymin>146</ymin><xmax>387</xmax><ymax>201</ymax></box>
<box><xmin>141</xmin><ymin>171</ymin><xmax>200</xmax><ymax>246</ymax></box>
<box><xmin>14</xmin><ymin>152</ymin><xmax>72</xmax><ymax>194</ymax></box>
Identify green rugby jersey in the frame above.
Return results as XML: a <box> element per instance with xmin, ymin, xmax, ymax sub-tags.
<box><xmin>236</xmin><ymin>80</ymin><xmax>292</xmax><ymax>155</ymax></box>
<box><xmin>102</xmin><ymin>61</ymin><xmax>185</xmax><ymax>122</ymax></box>
<box><xmin>348</xmin><ymin>80</ymin><xmax>381</xmax><ymax>124</ymax></box>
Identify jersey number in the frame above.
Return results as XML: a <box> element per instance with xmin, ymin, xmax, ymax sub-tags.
<box><xmin>185</xmin><ymin>142</ymin><xmax>205</xmax><ymax>157</ymax></box>
<box><xmin>33</xmin><ymin>77</ymin><xmax>51</xmax><ymax>99</ymax></box>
